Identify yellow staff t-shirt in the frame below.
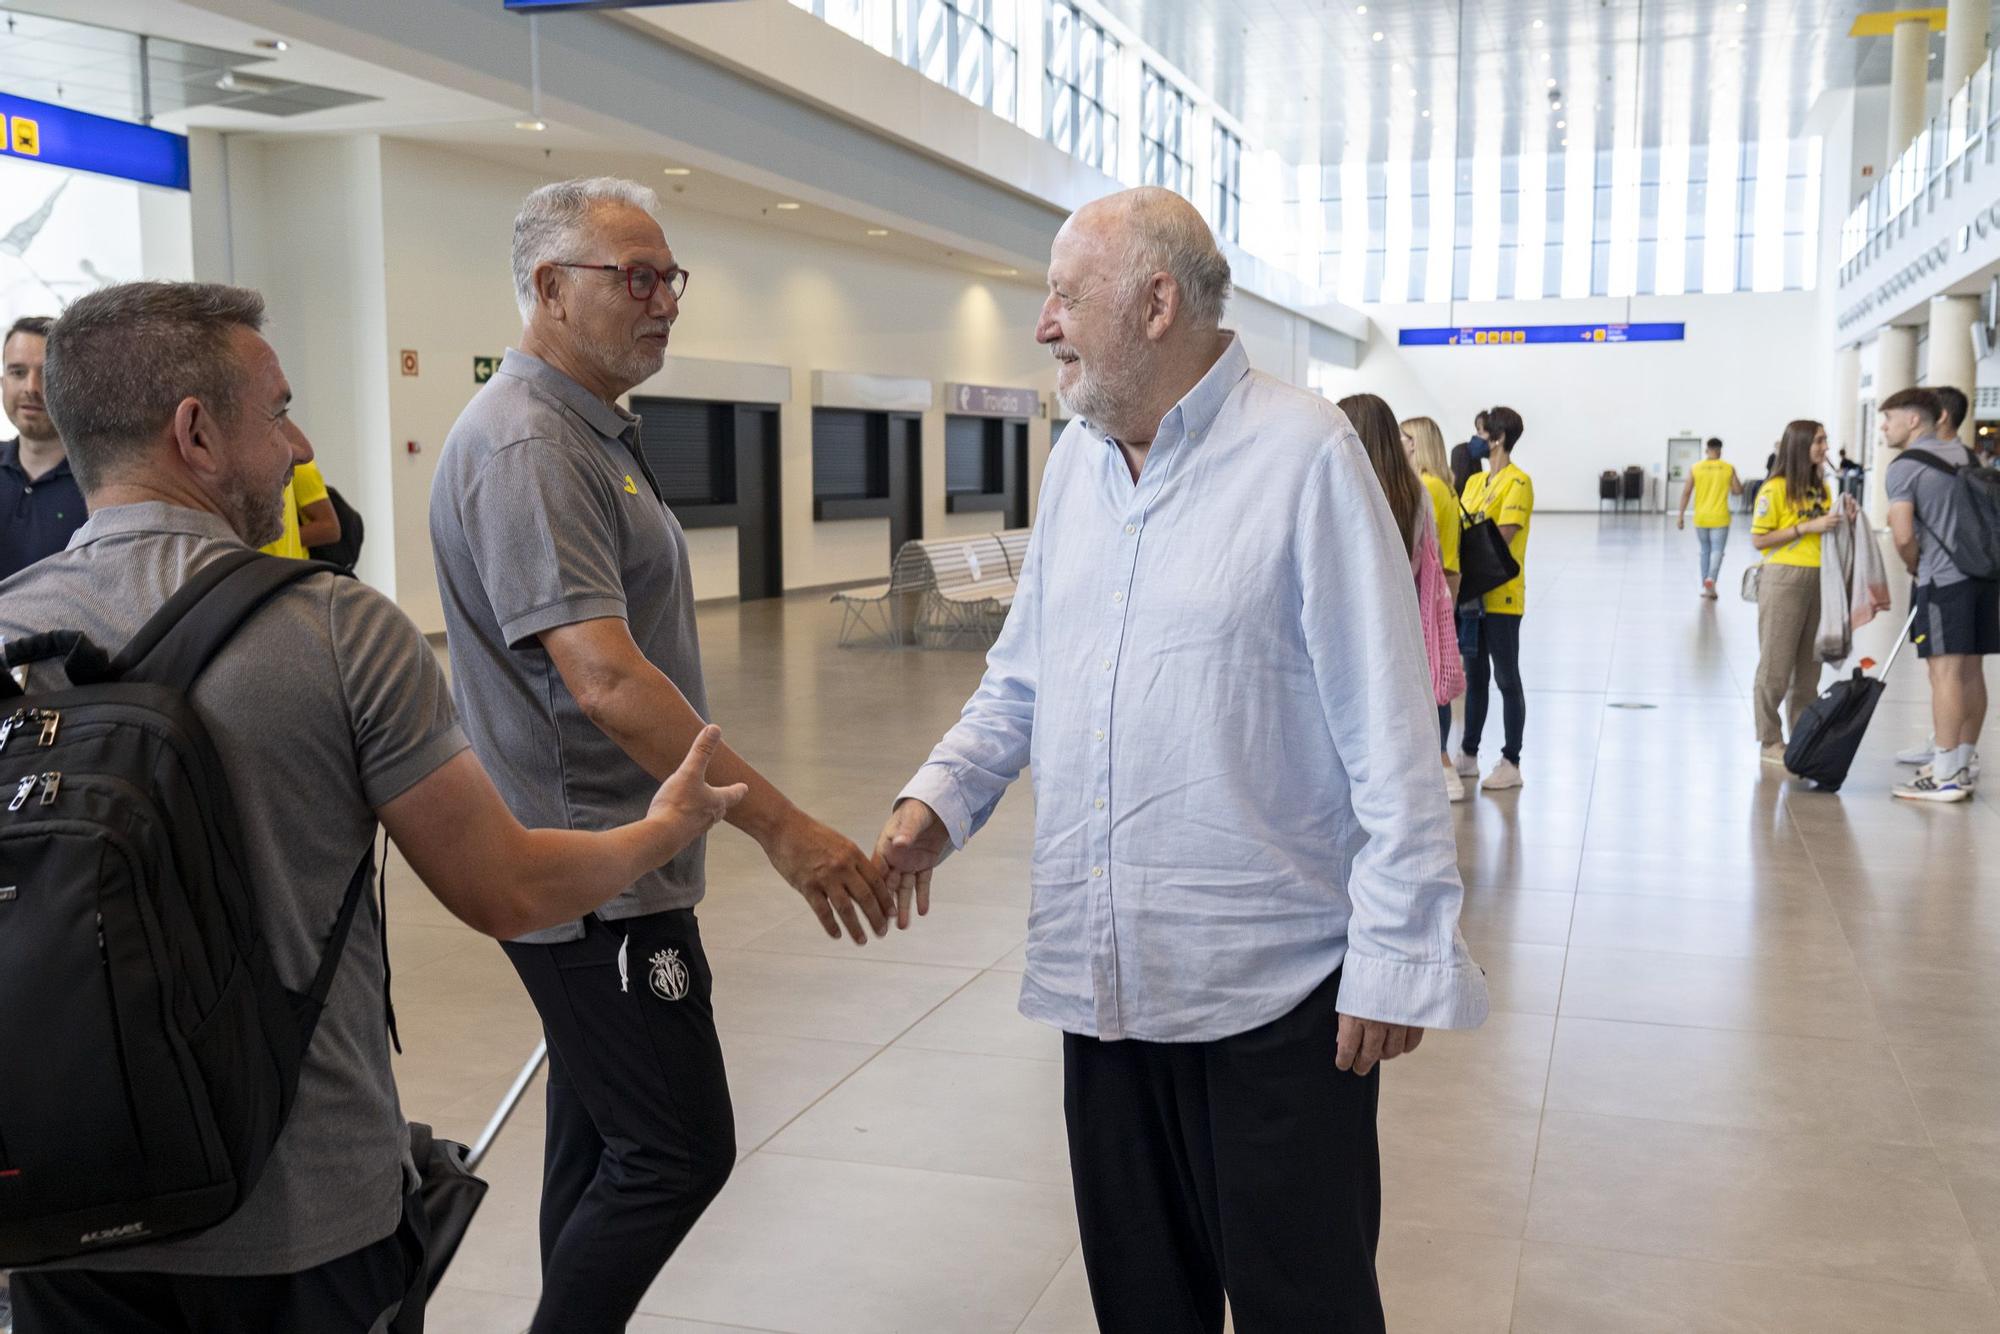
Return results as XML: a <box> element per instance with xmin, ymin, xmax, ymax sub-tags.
<box><xmin>1421</xmin><ymin>471</ymin><xmax>1460</xmax><ymax>574</ymax></box>
<box><xmin>1462</xmin><ymin>463</ymin><xmax>1533</xmax><ymax>614</ymax></box>
<box><xmin>261</xmin><ymin>460</ymin><xmax>331</xmax><ymax>560</ymax></box>
<box><xmin>1751</xmin><ymin>476</ymin><xmax>1829</xmax><ymax>569</ymax></box>
<box><xmin>1691</xmin><ymin>458</ymin><xmax>1736</xmax><ymax>528</ymax></box>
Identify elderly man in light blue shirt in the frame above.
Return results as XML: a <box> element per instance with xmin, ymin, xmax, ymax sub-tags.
<box><xmin>875</xmin><ymin>187</ymin><xmax>1487</xmax><ymax>1334</ymax></box>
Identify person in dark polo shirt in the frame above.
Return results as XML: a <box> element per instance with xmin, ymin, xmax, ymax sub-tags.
<box><xmin>1</xmin><ymin>316</ymin><xmax>86</xmax><ymax>581</ymax></box>
<box><xmin>429</xmin><ymin>177</ymin><xmax>899</xmax><ymax>1334</ymax></box>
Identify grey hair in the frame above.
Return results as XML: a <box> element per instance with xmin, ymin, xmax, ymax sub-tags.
<box><xmin>43</xmin><ymin>281</ymin><xmax>265</xmax><ymax>492</ymax></box>
<box><xmin>511</xmin><ymin>176</ymin><xmax>661</xmax><ymax>320</ymax></box>
<box><xmin>1120</xmin><ymin>186</ymin><xmax>1232</xmax><ymax>328</ymax></box>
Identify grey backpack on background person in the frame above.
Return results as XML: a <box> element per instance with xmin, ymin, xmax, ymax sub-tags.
<box><xmin>1898</xmin><ymin>450</ymin><xmax>2000</xmax><ymax>581</ymax></box>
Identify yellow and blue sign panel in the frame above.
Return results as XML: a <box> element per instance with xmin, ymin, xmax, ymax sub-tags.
<box><xmin>1399</xmin><ymin>322</ymin><xmax>1686</xmax><ymax>347</ymax></box>
<box><xmin>0</xmin><ymin>92</ymin><xmax>190</xmax><ymax>191</ymax></box>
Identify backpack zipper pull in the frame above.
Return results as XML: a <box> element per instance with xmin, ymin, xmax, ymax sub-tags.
<box><xmin>0</xmin><ymin>709</ymin><xmax>26</xmax><ymax>753</ymax></box>
<box><xmin>37</xmin><ymin>771</ymin><xmax>60</xmax><ymax>806</ymax></box>
<box><xmin>37</xmin><ymin>711</ymin><xmax>59</xmax><ymax>747</ymax></box>
<box><xmin>8</xmin><ymin>775</ymin><xmax>36</xmax><ymax>812</ymax></box>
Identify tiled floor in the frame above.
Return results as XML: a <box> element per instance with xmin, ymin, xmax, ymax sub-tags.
<box><xmin>393</xmin><ymin>513</ymin><xmax>2000</xmax><ymax>1333</ymax></box>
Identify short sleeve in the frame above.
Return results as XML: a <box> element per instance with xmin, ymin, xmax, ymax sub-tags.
<box><xmin>1885</xmin><ymin>456</ymin><xmax>1920</xmax><ymax>506</ymax></box>
<box><xmin>292</xmin><ymin>461</ymin><xmax>330</xmax><ymax>510</ymax></box>
<box><xmin>326</xmin><ymin>578</ymin><xmax>469</xmax><ymax>809</ymax></box>
<box><xmin>1751</xmin><ymin>482</ymin><xmax>1783</xmax><ymax>535</ymax></box>
<box><xmin>456</xmin><ymin>439</ymin><xmax>627</xmax><ymax>647</ymax></box>
<box><xmin>1494</xmin><ymin>476</ymin><xmax>1533</xmax><ymax>527</ymax></box>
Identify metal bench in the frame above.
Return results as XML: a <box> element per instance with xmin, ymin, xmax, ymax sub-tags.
<box><xmin>831</xmin><ymin>542</ymin><xmax>935</xmax><ymax>648</ymax></box>
<box><xmin>912</xmin><ymin>535</ymin><xmax>1013</xmax><ymax>648</ymax></box>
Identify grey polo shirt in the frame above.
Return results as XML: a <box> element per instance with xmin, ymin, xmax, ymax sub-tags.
<box><xmin>0</xmin><ymin>502</ymin><xmax>466</xmax><ymax>1276</ymax></box>
<box><xmin>430</xmin><ymin>349</ymin><xmax>708</xmax><ymax>945</ymax></box>
<box><xmin>1887</xmin><ymin>437</ymin><xmax>1980</xmax><ymax>587</ymax></box>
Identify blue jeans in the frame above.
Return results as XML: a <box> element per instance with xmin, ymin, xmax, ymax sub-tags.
<box><xmin>1695</xmin><ymin>524</ymin><xmax>1729</xmax><ymax>584</ymax></box>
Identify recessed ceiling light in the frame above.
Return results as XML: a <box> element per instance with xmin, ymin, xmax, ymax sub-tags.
<box><xmin>1531</xmin><ymin>18</ymin><xmax>1542</xmax><ymax>28</ymax></box>
<box><xmin>661</xmin><ymin>167</ymin><xmax>692</xmax><ymax>176</ymax></box>
<box><xmin>1557</xmin><ymin>119</ymin><xmax>1566</xmax><ymax>128</ymax></box>
<box><xmin>514</xmin><ymin>119</ymin><xmax>546</xmax><ymax>132</ymax></box>
<box><xmin>1356</xmin><ymin>3</ymin><xmax>1367</xmax><ymax>12</ymax></box>
<box><xmin>774</xmin><ymin>202</ymin><xmax>802</xmax><ymax>210</ymax></box>
<box><xmin>1562</xmin><ymin>136</ymin><xmax>1570</xmax><ymax>146</ymax></box>
<box><xmin>1552</xmin><ymin>100</ymin><xmax>1562</xmax><ymax>110</ymax></box>
<box><xmin>1421</xmin><ymin>109</ymin><xmax>1431</xmax><ymax>117</ymax></box>
<box><xmin>252</xmin><ymin>37</ymin><xmax>288</xmax><ymax>51</ymax></box>
<box><xmin>1372</xmin><ymin>31</ymin><xmax>1384</xmax><ymax>41</ymax></box>
<box><xmin>866</xmin><ymin>228</ymin><xmax>890</xmax><ymax>236</ymax></box>
<box><xmin>1735</xmin><ymin>2</ymin><xmax>1746</xmax><ymax>9</ymax></box>
<box><xmin>1546</xmin><ymin>77</ymin><xmax>1557</xmax><ymax>88</ymax></box>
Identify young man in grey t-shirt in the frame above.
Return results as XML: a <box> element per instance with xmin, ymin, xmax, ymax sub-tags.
<box><xmin>1</xmin><ymin>282</ymin><xmax>743</xmax><ymax>1334</ymax></box>
<box><xmin>1883</xmin><ymin>386</ymin><xmax>1996</xmax><ymax>802</ymax></box>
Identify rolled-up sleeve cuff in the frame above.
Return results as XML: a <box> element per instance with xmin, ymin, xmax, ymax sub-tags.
<box><xmin>500</xmin><ymin>595</ymin><xmax>628</xmax><ymax>649</ymax></box>
<box><xmin>896</xmin><ymin>763</ymin><xmax>975</xmax><ymax>849</ymax></box>
<box><xmin>1338</xmin><ymin>949</ymin><xmax>1491</xmax><ymax>1030</ymax></box>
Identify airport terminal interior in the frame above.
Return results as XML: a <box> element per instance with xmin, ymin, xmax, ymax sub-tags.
<box><xmin>4</xmin><ymin>0</ymin><xmax>2000</xmax><ymax>1330</ymax></box>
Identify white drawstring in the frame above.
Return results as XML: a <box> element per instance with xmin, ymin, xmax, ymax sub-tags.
<box><xmin>616</xmin><ymin>932</ymin><xmax>630</xmax><ymax>994</ymax></box>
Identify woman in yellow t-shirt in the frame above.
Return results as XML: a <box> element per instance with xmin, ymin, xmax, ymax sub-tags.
<box><xmin>1401</xmin><ymin>415</ymin><xmax>1465</xmax><ymax>798</ymax></box>
<box><xmin>1749</xmin><ymin>419</ymin><xmax>1855</xmax><ymax>763</ymax></box>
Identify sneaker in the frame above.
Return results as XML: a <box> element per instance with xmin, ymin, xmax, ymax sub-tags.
<box><xmin>1701</xmin><ymin>579</ymin><xmax>1718</xmax><ymax>600</ymax></box>
<box><xmin>1443</xmin><ymin>764</ymin><xmax>1467</xmax><ymax>803</ymax></box>
<box><xmin>1896</xmin><ymin>738</ymin><xmax>1935</xmax><ymax>766</ymax></box>
<box><xmin>1761</xmin><ymin>744</ymin><xmax>1790</xmax><ymax>767</ymax></box>
<box><xmin>1481</xmin><ymin>759</ymin><xmax>1524</xmax><ymax>790</ymax></box>
<box><xmin>1454</xmin><ymin>751</ymin><xmax>1481</xmax><ymax>779</ymax></box>
<box><xmin>1893</xmin><ymin>767</ymin><xmax>1974</xmax><ymax>802</ymax></box>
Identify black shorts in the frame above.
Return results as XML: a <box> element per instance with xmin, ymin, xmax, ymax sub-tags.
<box><xmin>1913</xmin><ymin>578</ymin><xmax>2000</xmax><ymax>658</ymax></box>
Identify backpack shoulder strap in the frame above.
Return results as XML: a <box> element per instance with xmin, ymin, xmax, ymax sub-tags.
<box><xmin>112</xmin><ymin>551</ymin><xmax>344</xmax><ymax>691</ymax></box>
<box><xmin>1896</xmin><ymin>448</ymin><xmax>1961</xmax><ymax>480</ymax></box>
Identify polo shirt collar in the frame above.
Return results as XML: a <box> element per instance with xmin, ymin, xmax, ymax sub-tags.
<box><xmin>497</xmin><ymin>349</ymin><xmax>638</xmax><ymax>444</ymax></box>
<box><xmin>67</xmin><ymin>502</ymin><xmax>245</xmax><ymax>551</ymax></box>
<box><xmin>0</xmin><ymin>438</ymin><xmax>70</xmax><ymax>482</ymax></box>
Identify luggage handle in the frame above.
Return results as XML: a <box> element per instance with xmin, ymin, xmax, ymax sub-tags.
<box><xmin>467</xmin><ymin>1041</ymin><xmax>547</xmax><ymax>1171</ymax></box>
<box><xmin>1872</xmin><ymin>604</ymin><xmax>1923</xmax><ymax>683</ymax></box>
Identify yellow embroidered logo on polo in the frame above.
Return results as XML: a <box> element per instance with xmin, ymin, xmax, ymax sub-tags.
<box><xmin>623</xmin><ymin>475</ymin><xmax>639</xmax><ymax>495</ymax></box>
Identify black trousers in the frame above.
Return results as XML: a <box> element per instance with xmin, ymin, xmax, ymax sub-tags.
<box><xmin>500</xmin><ymin>910</ymin><xmax>734</xmax><ymax>1334</ymax></box>
<box><xmin>11</xmin><ymin>1190</ymin><xmax>426</xmax><ymax>1334</ymax></box>
<box><xmin>1462</xmin><ymin>610</ymin><xmax>1526</xmax><ymax>764</ymax></box>
<box><xmin>1062</xmin><ymin>970</ymin><xmax>1384</xmax><ymax>1334</ymax></box>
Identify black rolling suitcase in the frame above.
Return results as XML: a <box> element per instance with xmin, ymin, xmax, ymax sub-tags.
<box><xmin>1784</xmin><ymin>606</ymin><xmax>1920</xmax><ymax>791</ymax></box>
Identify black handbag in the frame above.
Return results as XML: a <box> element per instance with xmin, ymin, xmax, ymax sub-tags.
<box><xmin>1457</xmin><ymin>487</ymin><xmax>1522</xmax><ymax>602</ymax></box>
<box><xmin>408</xmin><ymin>1122</ymin><xmax>487</xmax><ymax>1300</ymax></box>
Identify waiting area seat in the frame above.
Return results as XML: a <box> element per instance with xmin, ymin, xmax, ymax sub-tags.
<box><xmin>832</xmin><ymin>529</ymin><xmax>1030</xmax><ymax>649</ymax></box>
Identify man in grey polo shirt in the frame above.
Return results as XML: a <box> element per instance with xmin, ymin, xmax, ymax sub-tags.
<box><xmin>429</xmin><ymin>178</ymin><xmax>895</xmax><ymax>1334</ymax></box>
<box><xmin>1</xmin><ymin>281</ymin><xmax>742</xmax><ymax>1333</ymax></box>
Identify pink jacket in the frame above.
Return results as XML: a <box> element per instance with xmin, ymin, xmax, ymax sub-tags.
<box><xmin>1414</xmin><ymin>507</ymin><xmax>1465</xmax><ymax>706</ymax></box>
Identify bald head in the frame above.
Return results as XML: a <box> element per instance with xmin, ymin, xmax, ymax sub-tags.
<box><xmin>1062</xmin><ymin>187</ymin><xmax>1232</xmax><ymax>329</ymax></box>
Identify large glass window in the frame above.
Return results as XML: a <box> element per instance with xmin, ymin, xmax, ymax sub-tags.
<box><xmin>1211</xmin><ymin>124</ymin><xmax>1243</xmax><ymax>243</ymax></box>
<box><xmin>909</xmin><ymin>0</ymin><xmax>1018</xmax><ymax>121</ymax></box>
<box><xmin>1045</xmin><ymin>1</ymin><xmax>1120</xmax><ymax>174</ymax></box>
<box><xmin>1140</xmin><ymin>65</ymin><xmax>1194</xmax><ymax>198</ymax></box>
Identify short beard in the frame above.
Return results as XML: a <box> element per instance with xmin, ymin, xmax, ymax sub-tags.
<box><xmin>1058</xmin><ymin>352</ymin><xmax>1140</xmax><ymax>435</ymax></box>
<box><xmin>221</xmin><ymin>472</ymin><xmax>286</xmax><ymax>549</ymax></box>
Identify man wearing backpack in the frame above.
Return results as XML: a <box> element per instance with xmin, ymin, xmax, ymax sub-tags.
<box><xmin>1883</xmin><ymin>386</ymin><xmax>1999</xmax><ymax>802</ymax></box>
<box><xmin>0</xmin><ymin>281</ymin><xmax>747</xmax><ymax>1333</ymax></box>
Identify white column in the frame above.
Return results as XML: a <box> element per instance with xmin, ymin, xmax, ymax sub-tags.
<box><xmin>1835</xmin><ymin>343</ymin><xmax>1862</xmax><ymax>461</ymax></box>
<box><xmin>1887</xmin><ymin>19</ymin><xmax>1931</xmax><ymax>162</ymax></box>
<box><xmin>1929</xmin><ymin>291</ymin><xmax>1979</xmax><ymax>419</ymax></box>
<box><xmin>1945</xmin><ymin>0</ymin><xmax>1988</xmax><ymax>93</ymax></box>
<box><xmin>1869</xmin><ymin>325</ymin><xmax>1919</xmax><ymax>524</ymax></box>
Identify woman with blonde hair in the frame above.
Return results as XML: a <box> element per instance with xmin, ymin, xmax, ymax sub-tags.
<box><xmin>1403</xmin><ymin>415</ymin><xmax>1467</xmax><ymax>799</ymax></box>
<box><xmin>1338</xmin><ymin>394</ymin><xmax>1468</xmax><ymax>802</ymax></box>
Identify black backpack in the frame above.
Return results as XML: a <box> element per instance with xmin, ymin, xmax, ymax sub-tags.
<box><xmin>1896</xmin><ymin>448</ymin><xmax>2000</xmax><ymax>581</ymax></box>
<box><xmin>0</xmin><ymin>550</ymin><xmax>374</xmax><ymax>1265</ymax></box>
<box><xmin>308</xmin><ymin>485</ymin><xmax>366</xmax><ymax>572</ymax></box>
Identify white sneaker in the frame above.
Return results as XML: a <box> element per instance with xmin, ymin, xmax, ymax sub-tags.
<box><xmin>1481</xmin><ymin>759</ymin><xmax>1524</xmax><ymax>790</ymax></box>
<box><xmin>1443</xmin><ymin>764</ymin><xmax>1467</xmax><ymax>803</ymax></box>
<box><xmin>1761</xmin><ymin>744</ymin><xmax>1790</xmax><ymax>768</ymax></box>
<box><xmin>1896</xmin><ymin>737</ymin><xmax>1935</xmax><ymax>765</ymax></box>
<box><xmin>1454</xmin><ymin>752</ymin><xmax>1481</xmax><ymax>779</ymax></box>
<box><xmin>1893</xmin><ymin>767</ymin><xmax>1975</xmax><ymax>803</ymax></box>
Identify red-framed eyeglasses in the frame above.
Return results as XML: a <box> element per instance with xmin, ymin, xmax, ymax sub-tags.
<box><xmin>552</xmin><ymin>262</ymin><xmax>689</xmax><ymax>302</ymax></box>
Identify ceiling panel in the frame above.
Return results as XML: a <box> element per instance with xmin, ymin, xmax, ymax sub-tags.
<box><xmin>1089</xmin><ymin>0</ymin><xmax>1976</xmax><ymax>164</ymax></box>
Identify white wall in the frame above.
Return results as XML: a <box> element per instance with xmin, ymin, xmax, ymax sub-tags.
<box><xmin>1311</xmin><ymin>291</ymin><xmax>1823</xmax><ymax>511</ymax></box>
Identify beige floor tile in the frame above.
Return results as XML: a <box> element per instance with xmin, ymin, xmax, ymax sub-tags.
<box><xmin>1477</xmin><ymin>940</ymin><xmax>1567</xmax><ymax>1016</ymax></box>
<box><xmin>738</xmin><ymin>899</ymin><xmax>1026</xmax><ymax>970</ymax></box>
<box><xmin>1937</xmin><ymin>1141</ymin><xmax>2000</xmax><ymax>1295</ymax></box>
<box><xmin>426</xmin><ymin>1286</ymin><xmax>774</xmax><ymax>1334</ymax></box>
<box><xmin>765</xmin><ymin>1045</ymin><xmax>1070</xmax><ymax>1185</ymax></box>
<box><xmin>1854</xmin><ymin>952</ymin><xmax>2000</xmax><ymax>1047</ymax></box>
<box><xmin>1014</xmin><ymin>1249</ymin><xmax>1093</xmax><ymax>1334</ymax></box>
<box><xmin>1379</xmin><ymin>1010</ymin><xmax>1554</xmax><ymax>1115</ymax></box>
<box><xmin>1512</xmin><ymin>1242</ymin><xmax>2000</xmax><ymax>1333</ymax></box>
<box><xmin>1380</xmin><ymin>1096</ymin><xmax>1541</xmax><ymax>1238</ymax></box>
<box><xmin>1377</xmin><ymin>1225</ymin><xmax>1520</xmax><ymax>1334</ymax></box>
<box><xmin>1557</xmin><ymin>945</ymin><xmax>1883</xmax><ymax>1039</ymax></box>
<box><xmin>1566</xmin><ymin>890</ymin><xmax>1851</xmax><ymax>962</ymax></box>
<box><xmin>894</xmin><ymin>968</ymin><xmax>1062</xmax><ymax>1062</ymax></box>
<box><xmin>708</xmin><ymin>947</ymin><xmax>976</xmax><ymax>1045</ymax></box>
<box><xmin>1544</xmin><ymin>1017</ymin><xmax>1929</xmax><ymax>1144</ymax></box>
<box><xmin>1526</xmin><ymin>1111</ymin><xmax>1988</xmax><ymax>1292</ymax></box>
<box><xmin>639</xmin><ymin>1154</ymin><xmax>1077</xmax><ymax>1332</ymax></box>
<box><xmin>1455</xmin><ymin>887</ymin><xmax>1575</xmax><ymax>946</ymax></box>
<box><xmin>719</xmin><ymin>1030</ymin><xmax>883</xmax><ymax>1149</ymax></box>
<box><xmin>1898</xmin><ymin>1044</ymin><xmax>2000</xmax><ymax>1148</ymax></box>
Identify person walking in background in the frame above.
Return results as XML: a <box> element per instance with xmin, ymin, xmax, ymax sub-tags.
<box><xmin>1883</xmin><ymin>387</ymin><xmax>1994</xmax><ymax>802</ymax></box>
<box><xmin>0</xmin><ymin>315</ymin><xmax>86</xmax><ymax>582</ymax></box>
<box><xmin>1750</xmin><ymin>419</ymin><xmax>1855</xmax><ymax>767</ymax></box>
<box><xmin>1677</xmin><ymin>437</ymin><xmax>1742</xmax><ymax>598</ymax></box>
<box><xmin>258</xmin><ymin>455</ymin><xmax>340</xmax><ymax>560</ymax></box>
<box><xmin>1457</xmin><ymin>406</ymin><xmax>1533</xmax><ymax>791</ymax></box>
<box><xmin>1403</xmin><ymin>413</ymin><xmax>1468</xmax><ymax>800</ymax></box>
<box><xmin>1449</xmin><ymin>410</ymin><xmax>1485</xmax><ymax>495</ymax></box>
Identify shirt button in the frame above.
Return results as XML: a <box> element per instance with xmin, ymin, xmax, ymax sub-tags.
<box><xmin>1101</xmin><ymin>659</ymin><xmax>1112</xmax><ymax>671</ymax></box>
<box><xmin>1112</xmin><ymin>591</ymin><xmax>1124</xmax><ymax>604</ymax></box>
<box><xmin>1124</xmin><ymin>523</ymin><xmax>1137</xmax><ymax>535</ymax></box>
<box><xmin>1095</xmin><ymin>798</ymin><xmax>1106</xmax><ymax>810</ymax></box>
<box><xmin>1094</xmin><ymin>728</ymin><xmax>1105</xmax><ymax>741</ymax></box>
<box><xmin>1091</xmin><ymin>866</ymin><xmax>1104</xmax><ymax>878</ymax></box>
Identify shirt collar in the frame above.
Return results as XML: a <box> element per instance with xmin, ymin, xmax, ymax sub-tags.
<box><xmin>1088</xmin><ymin>332</ymin><xmax>1251</xmax><ymax>454</ymax></box>
<box><xmin>0</xmin><ymin>438</ymin><xmax>71</xmax><ymax>482</ymax></box>
<box><xmin>497</xmin><ymin>348</ymin><xmax>640</xmax><ymax>445</ymax></box>
<box><xmin>66</xmin><ymin>502</ymin><xmax>245</xmax><ymax>551</ymax></box>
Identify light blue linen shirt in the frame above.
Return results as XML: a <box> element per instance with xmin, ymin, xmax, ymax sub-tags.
<box><xmin>899</xmin><ymin>335</ymin><xmax>1489</xmax><ymax>1042</ymax></box>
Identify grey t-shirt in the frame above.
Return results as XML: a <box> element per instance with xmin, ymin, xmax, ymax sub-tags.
<box><xmin>0</xmin><ymin>503</ymin><xmax>467</xmax><ymax>1276</ymax></box>
<box><xmin>1887</xmin><ymin>437</ymin><xmax>1979</xmax><ymax>586</ymax></box>
<box><xmin>429</xmin><ymin>349</ymin><xmax>708</xmax><ymax>946</ymax></box>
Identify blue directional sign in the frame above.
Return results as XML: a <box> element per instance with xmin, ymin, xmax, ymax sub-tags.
<box><xmin>0</xmin><ymin>92</ymin><xmax>190</xmax><ymax>191</ymax></box>
<box><xmin>1399</xmin><ymin>322</ymin><xmax>1687</xmax><ymax>347</ymax></box>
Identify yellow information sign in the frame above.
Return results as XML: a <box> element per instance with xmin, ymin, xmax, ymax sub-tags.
<box><xmin>10</xmin><ymin>115</ymin><xmax>41</xmax><ymax>156</ymax></box>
